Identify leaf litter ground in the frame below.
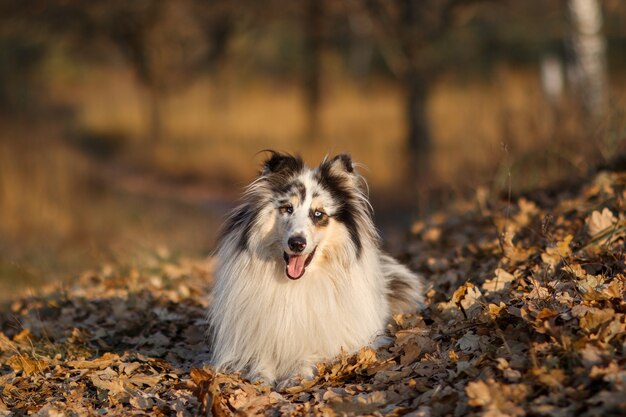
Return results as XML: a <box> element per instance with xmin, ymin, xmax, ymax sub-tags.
<box><xmin>1</xmin><ymin>169</ymin><xmax>626</xmax><ymax>416</ymax></box>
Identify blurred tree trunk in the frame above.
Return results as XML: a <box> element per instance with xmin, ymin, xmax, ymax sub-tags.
<box><xmin>362</xmin><ymin>0</ymin><xmax>477</xmax><ymax>213</ymax></box>
<box><xmin>567</xmin><ymin>0</ymin><xmax>607</xmax><ymax>120</ymax></box>
<box><xmin>124</xmin><ymin>40</ymin><xmax>164</xmax><ymax>144</ymax></box>
<box><xmin>147</xmin><ymin>85</ymin><xmax>164</xmax><ymax>144</ymax></box>
<box><xmin>109</xmin><ymin>1</ymin><xmax>165</xmax><ymax>143</ymax></box>
<box><xmin>402</xmin><ymin>0</ymin><xmax>431</xmax><ymax>213</ymax></box>
<box><xmin>347</xmin><ymin>11</ymin><xmax>374</xmax><ymax>79</ymax></box>
<box><xmin>405</xmin><ymin>69</ymin><xmax>431</xmax><ymax>210</ymax></box>
<box><xmin>304</xmin><ymin>0</ymin><xmax>323</xmax><ymax>141</ymax></box>
<box><xmin>130</xmin><ymin>45</ymin><xmax>165</xmax><ymax>144</ymax></box>
<box><xmin>194</xmin><ymin>0</ymin><xmax>234</xmax><ymax>109</ymax></box>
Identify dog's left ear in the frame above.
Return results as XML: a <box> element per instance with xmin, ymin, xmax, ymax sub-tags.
<box><xmin>326</xmin><ymin>153</ymin><xmax>354</xmax><ymax>175</ymax></box>
<box><xmin>261</xmin><ymin>151</ymin><xmax>304</xmax><ymax>176</ymax></box>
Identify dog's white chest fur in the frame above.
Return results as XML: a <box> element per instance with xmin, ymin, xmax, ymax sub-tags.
<box><xmin>208</xmin><ymin>152</ymin><xmax>424</xmax><ymax>384</ymax></box>
<box><xmin>210</xmin><ymin>243</ymin><xmax>388</xmax><ymax>382</ymax></box>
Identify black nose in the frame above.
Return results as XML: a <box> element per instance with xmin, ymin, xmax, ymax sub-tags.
<box><xmin>288</xmin><ymin>236</ymin><xmax>307</xmax><ymax>253</ymax></box>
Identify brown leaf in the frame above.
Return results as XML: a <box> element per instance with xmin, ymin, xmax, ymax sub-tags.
<box><xmin>12</xmin><ymin>329</ymin><xmax>34</xmax><ymax>345</ymax></box>
<box><xmin>129</xmin><ymin>394</ymin><xmax>154</xmax><ymax>410</ymax></box>
<box><xmin>0</xmin><ymin>333</ymin><xmax>15</xmax><ymax>353</ymax></box>
<box><xmin>466</xmin><ymin>380</ymin><xmax>491</xmax><ymax>407</ymax></box>
<box><xmin>541</xmin><ymin>235</ymin><xmax>573</xmax><ymax>267</ymax></box>
<box><xmin>482</xmin><ymin>269</ymin><xmax>516</xmax><ymax>293</ymax></box>
<box><xmin>466</xmin><ymin>379</ymin><xmax>528</xmax><ymax>417</ymax></box>
<box><xmin>578</xmin><ymin>308</ymin><xmax>614</xmax><ymax>331</ymax></box>
<box><xmin>128</xmin><ymin>373</ymin><xmax>162</xmax><ymax>387</ymax></box>
<box><xmin>531</xmin><ymin>367</ymin><xmax>565</xmax><ymax>390</ymax></box>
<box><xmin>329</xmin><ymin>391</ymin><xmax>387</xmax><ymax>415</ymax></box>
<box><xmin>487</xmin><ymin>302</ymin><xmax>507</xmax><ymax>319</ymax></box>
<box><xmin>90</xmin><ymin>368</ymin><xmax>127</xmax><ymax>396</ymax></box>
<box><xmin>7</xmin><ymin>354</ymin><xmax>48</xmax><ymax>376</ymax></box>
<box><xmin>585</xmin><ymin>208</ymin><xmax>617</xmax><ymax>238</ymax></box>
<box><xmin>535</xmin><ymin>308</ymin><xmax>559</xmax><ymax>321</ymax></box>
<box><xmin>457</xmin><ymin>331</ymin><xmax>481</xmax><ymax>353</ymax></box>
<box><xmin>580</xmin><ymin>343</ymin><xmax>604</xmax><ymax>368</ymax></box>
<box><xmin>67</xmin><ymin>352</ymin><xmax>121</xmax><ymax>370</ymax></box>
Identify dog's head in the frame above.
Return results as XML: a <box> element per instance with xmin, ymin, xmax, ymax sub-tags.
<box><xmin>254</xmin><ymin>151</ymin><xmax>373</xmax><ymax>280</ymax></box>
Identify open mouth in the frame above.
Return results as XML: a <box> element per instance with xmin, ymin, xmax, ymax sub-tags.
<box><xmin>283</xmin><ymin>248</ymin><xmax>317</xmax><ymax>280</ymax></box>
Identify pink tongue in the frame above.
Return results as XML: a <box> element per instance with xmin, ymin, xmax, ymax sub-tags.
<box><xmin>287</xmin><ymin>255</ymin><xmax>307</xmax><ymax>278</ymax></box>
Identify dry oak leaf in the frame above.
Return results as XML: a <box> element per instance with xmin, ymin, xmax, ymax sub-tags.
<box><xmin>67</xmin><ymin>352</ymin><xmax>121</xmax><ymax>370</ymax></box>
<box><xmin>502</xmin><ymin>227</ymin><xmax>534</xmax><ymax>263</ymax></box>
<box><xmin>7</xmin><ymin>354</ymin><xmax>48</xmax><ymax>376</ymax></box>
<box><xmin>585</xmin><ymin>208</ymin><xmax>617</xmax><ymax>237</ymax></box>
<box><xmin>330</xmin><ymin>391</ymin><xmax>387</xmax><ymax>415</ymax></box>
<box><xmin>466</xmin><ymin>380</ymin><xmax>491</xmax><ymax>407</ymax></box>
<box><xmin>482</xmin><ymin>269</ymin><xmax>516</xmax><ymax>293</ymax></box>
<box><xmin>466</xmin><ymin>379</ymin><xmax>528</xmax><ymax>417</ymax></box>
<box><xmin>513</xmin><ymin>198</ymin><xmax>539</xmax><ymax>228</ymax></box>
<box><xmin>531</xmin><ymin>367</ymin><xmax>565</xmax><ymax>390</ymax></box>
<box><xmin>562</xmin><ymin>263</ymin><xmax>591</xmax><ymax>280</ymax></box>
<box><xmin>0</xmin><ymin>332</ymin><xmax>15</xmax><ymax>352</ymax></box>
<box><xmin>457</xmin><ymin>331</ymin><xmax>481</xmax><ymax>353</ymax></box>
<box><xmin>487</xmin><ymin>302</ymin><xmax>507</xmax><ymax>319</ymax></box>
<box><xmin>576</xmin><ymin>275</ymin><xmax>612</xmax><ymax>301</ymax></box>
<box><xmin>541</xmin><ymin>235</ymin><xmax>573</xmax><ymax>268</ymax></box>
<box><xmin>90</xmin><ymin>367</ymin><xmax>127</xmax><ymax>396</ymax></box>
<box><xmin>580</xmin><ymin>343</ymin><xmax>605</xmax><ymax>367</ymax></box>
<box><xmin>578</xmin><ymin>308</ymin><xmax>615</xmax><ymax>331</ymax></box>
<box><xmin>439</xmin><ymin>282</ymin><xmax>483</xmax><ymax>318</ymax></box>
<box><xmin>129</xmin><ymin>394</ymin><xmax>154</xmax><ymax>410</ymax></box>
<box><xmin>190</xmin><ymin>368</ymin><xmax>235</xmax><ymax>417</ymax></box>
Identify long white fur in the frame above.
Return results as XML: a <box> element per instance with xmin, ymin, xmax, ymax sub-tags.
<box><xmin>208</xmin><ymin>154</ymin><xmax>424</xmax><ymax>384</ymax></box>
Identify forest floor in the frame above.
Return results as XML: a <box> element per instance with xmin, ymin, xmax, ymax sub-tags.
<box><xmin>1</xmin><ymin>166</ymin><xmax>625</xmax><ymax>416</ymax></box>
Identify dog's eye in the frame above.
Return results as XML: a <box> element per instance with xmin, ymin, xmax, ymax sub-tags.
<box><xmin>279</xmin><ymin>205</ymin><xmax>293</xmax><ymax>215</ymax></box>
<box><xmin>313</xmin><ymin>210</ymin><xmax>325</xmax><ymax>219</ymax></box>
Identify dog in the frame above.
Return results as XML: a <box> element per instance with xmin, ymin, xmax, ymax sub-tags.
<box><xmin>208</xmin><ymin>152</ymin><xmax>424</xmax><ymax>385</ymax></box>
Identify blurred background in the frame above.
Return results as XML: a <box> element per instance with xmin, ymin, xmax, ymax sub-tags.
<box><xmin>1</xmin><ymin>0</ymin><xmax>625</xmax><ymax>296</ymax></box>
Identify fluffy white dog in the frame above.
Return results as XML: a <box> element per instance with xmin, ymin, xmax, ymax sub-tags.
<box><xmin>208</xmin><ymin>152</ymin><xmax>424</xmax><ymax>384</ymax></box>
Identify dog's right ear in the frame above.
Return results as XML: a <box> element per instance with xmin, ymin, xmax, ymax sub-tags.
<box><xmin>318</xmin><ymin>153</ymin><xmax>355</xmax><ymax>178</ymax></box>
<box><xmin>328</xmin><ymin>153</ymin><xmax>354</xmax><ymax>174</ymax></box>
<box><xmin>261</xmin><ymin>151</ymin><xmax>304</xmax><ymax>176</ymax></box>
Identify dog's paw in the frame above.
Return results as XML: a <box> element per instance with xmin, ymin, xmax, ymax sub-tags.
<box><xmin>275</xmin><ymin>365</ymin><xmax>317</xmax><ymax>391</ymax></box>
<box><xmin>275</xmin><ymin>376</ymin><xmax>302</xmax><ymax>391</ymax></box>
<box><xmin>299</xmin><ymin>364</ymin><xmax>317</xmax><ymax>380</ymax></box>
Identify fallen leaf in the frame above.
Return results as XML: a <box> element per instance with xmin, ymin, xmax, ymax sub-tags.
<box><xmin>129</xmin><ymin>394</ymin><xmax>154</xmax><ymax>410</ymax></box>
<box><xmin>586</xmin><ymin>208</ymin><xmax>617</xmax><ymax>237</ymax></box>
<box><xmin>457</xmin><ymin>332</ymin><xmax>480</xmax><ymax>353</ymax></box>
<box><xmin>482</xmin><ymin>269</ymin><xmax>516</xmax><ymax>293</ymax></box>
<box><xmin>67</xmin><ymin>352</ymin><xmax>121</xmax><ymax>370</ymax></box>
<box><xmin>578</xmin><ymin>308</ymin><xmax>614</xmax><ymax>331</ymax></box>
<box><xmin>541</xmin><ymin>235</ymin><xmax>573</xmax><ymax>267</ymax></box>
<box><xmin>7</xmin><ymin>354</ymin><xmax>48</xmax><ymax>376</ymax></box>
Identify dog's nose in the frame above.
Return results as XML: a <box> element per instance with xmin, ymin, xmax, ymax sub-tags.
<box><xmin>288</xmin><ymin>236</ymin><xmax>307</xmax><ymax>253</ymax></box>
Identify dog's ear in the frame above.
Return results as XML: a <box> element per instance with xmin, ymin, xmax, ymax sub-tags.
<box><xmin>325</xmin><ymin>153</ymin><xmax>354</xmax><ymax>175</ymax></box>
<box><xmin>261</xmin><ymin>151</ymin><xmax>304</xmax><ymax>176</ymax></box>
